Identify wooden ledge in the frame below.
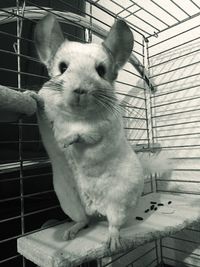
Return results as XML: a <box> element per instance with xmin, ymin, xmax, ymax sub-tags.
<box><xmin>0</xmin><ymin>86</ymin><xmax>37</xmax><ymax>121</ymax></box>
<box><xmin>17</xmin><ymin>193</ymin><xmax>200</xmax><ymax>267</ymax></box>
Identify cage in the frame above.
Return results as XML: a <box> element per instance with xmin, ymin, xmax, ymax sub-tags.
<box><xmin>0</xmin><ymin>0</ymin><xmax>200</xmax><ymax>267</ymax></box>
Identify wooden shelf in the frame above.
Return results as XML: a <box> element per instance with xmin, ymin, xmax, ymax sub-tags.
<box><xmin>17</xmin><ymin>192</ymin><xmax>200</xmax><ymax>267</ymax></box>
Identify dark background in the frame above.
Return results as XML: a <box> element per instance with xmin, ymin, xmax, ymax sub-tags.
<box><xmin>0</xmin><ymin>1</ymin><xmax>86</xmax><ymax>267</ymax></box>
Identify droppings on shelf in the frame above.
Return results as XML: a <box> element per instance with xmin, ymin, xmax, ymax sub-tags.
<box><xmin>150</xmin><ymin>205</ymin><xmax>155</xmax><ymax>210</ymax></box>
<box><xmin>136</xmin><ymin>216</ymin><xmax>144</xmax><ymax>221</ymax></box>
<box><xmin>135</xmin><ymin>199</ymin><xmax>175</xmax><ymax>220</ymax></box>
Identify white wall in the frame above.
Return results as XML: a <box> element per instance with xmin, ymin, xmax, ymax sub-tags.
<box><xmin>149</xmin><ymin>12</ymin><xmax>200</xmax><ymax>267</ymax></box>
<box><xmin>86</xmin><ymin>1</ymin><xmax>200</xmax><ymax>266</ymax></box>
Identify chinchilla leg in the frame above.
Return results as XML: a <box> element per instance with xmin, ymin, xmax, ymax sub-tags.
<box><xmin>63</xmin><ymin>220</ymin><xmax>89</xmax><ymax>240</ymax></box>
<box><xmin>106</xmin><ymin>206</ymin><xmax>126</xmax><ymax>252</ymax></box>
<box><xmin>106</xmin><ymin>225</ymin><xmax>122</xmax><ymax>252</ymax></box>
<box><xmin>24</xmin><ymin>90</ymin><xmax>44</xmax><ymax>109</ymax></box>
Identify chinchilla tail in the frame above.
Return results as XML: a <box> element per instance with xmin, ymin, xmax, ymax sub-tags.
<box><xmin>138</xmin><ymin>152</ymin><xmax>173</xmax><ymax>179</ymax></box>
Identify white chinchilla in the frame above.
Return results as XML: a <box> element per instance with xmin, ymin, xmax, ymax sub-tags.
<box><xmin>34</xmin><ymin>14</ymin><xmax>144</xmax><ymax>251</ymax></box>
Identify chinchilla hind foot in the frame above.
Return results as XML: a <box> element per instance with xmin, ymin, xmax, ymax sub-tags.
<box><xmin>63</xmin><ymin>220</ymin><xmax>88</xmax><ymax>240</ymax></box>
<box><xmin>106</xmin><ymin>227</ymin><xmax>126</xmax><ymax>253</ymax></box>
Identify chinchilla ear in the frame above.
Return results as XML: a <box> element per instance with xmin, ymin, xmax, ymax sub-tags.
<box><xmin>102</xmin><ymin>19</ymin><xmax>134</xmax><ymax>70</ymax></box>
<box><xmin>34</xmin><ymin>14</ymin><xmax>65</xmax><ymax>66</ymax></box>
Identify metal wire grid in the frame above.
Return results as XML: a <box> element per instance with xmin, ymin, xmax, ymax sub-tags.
<box><xmin>89</xmin><ymin>0</ymin><xmax>200</xmax><ymax>38</ymax></box>
<box><xmin>146</xmin><ymin>2</ymin><xmax>200</xmax><ymax>266</ymax></box>
<box><xmin>149</xmin><ymin>17</ymin><xmax>200</xmax><ymax>195</ymax></box>
<box><xmin>0</xmin><ymin>1</ymin><xmax>151</xmax><ymax>267</ymax></box>
<box><xmin>159</xmin><ymin>226</ymin><xmax>200</xmax><ymax>267</ymax></box>
<box><xmin>97</xmin><ymin>241</ymin><xmax>159</xmax><ymax>267</ymax></box>
<box><xmin>92</xmin><ymin>0</ymin><xmax>200</xmax><ymax>266</ymax></box>
<box><xmin>0</xmin><ymin>0</ymin><xmax>200</xmax><ymax>267</ymax></box>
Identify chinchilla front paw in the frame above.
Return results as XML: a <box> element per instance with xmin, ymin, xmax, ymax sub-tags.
<box><xmin>62</xmin><ymin>134</ymin><xmax>80</xmax><ymax>149</ymax></box>
<box><xmin>80</xmin><ymin>132</ymin><xmax>102</xmax><ymax>144</ymax></box>
<box><xmin>60</xmin><ymin>132</ymin><xmax>102</xmax><ymax>149</ymax></box>
<box><xmin>24</xmin><ymin>90</ymin><xmax>44</xmax><ymax>109</ymax></box>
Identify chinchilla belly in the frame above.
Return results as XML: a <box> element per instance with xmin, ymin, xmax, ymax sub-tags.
<box><xmin>76</xmin><ymin>175</ymin><xmax>108</xmax><ymax>216</ymax></box>
<box><xmin>74</xmin><ymin>160</ymin><xmax>144</xmax><ymax>217</ymax></box>
<box><xmin>69</xmin><ymin>138</ymin><xmax>144</xmax><ymax>217</ymax></box>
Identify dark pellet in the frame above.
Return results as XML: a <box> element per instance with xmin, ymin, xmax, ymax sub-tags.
<box><xmin>150</xmin><ymin>205</ymin><xmax>155</xmax><ymax>210</ymax></box>
<box><xmin>168</xmin><ymin>201</ymin><xmax>172</xmax><ymax>204</ymax></box>
<box><xmin>150</xmin><ymin>201</ymin><xmax>157</xmax><ymax>204</ymax></box>
<box><xmin>145</xmin><ymin>209</ymin><xmax>149</xmax><ymax>213</ymax></box>
<box><xmin>136</xmin><ymin>216</ymin><xmax>143</xmax><ymax>221</ymax></box>
<box><xmin>158</xmin><ymin>203</ymin><xmax>164</xmax><ymax>206</ymax></box>
<box><xmin>154</xmin><ymin>207</ymin><xmax>157</xmax><ymax>211</ymax></box>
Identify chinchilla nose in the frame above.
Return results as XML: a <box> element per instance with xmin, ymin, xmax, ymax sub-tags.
<box><xmin>74</xmin><ymin>88</ymin><xmax>87</xmax><ymax>95</ymax></box>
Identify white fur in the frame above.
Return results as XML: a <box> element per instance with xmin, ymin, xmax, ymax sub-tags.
<box><xmin>35</xmin><ymin>16</ymin><xmax>144</xmax><ymax>251</ymax></box>
<box><xmin>138</xmin><ymin>152</ymin><xmax>173</xmax><ymax>178</ymax></box>
<box><xmin>50</xmin><ymin>41</ymin><xmax>107</xmax><ymax>76</ymax></box>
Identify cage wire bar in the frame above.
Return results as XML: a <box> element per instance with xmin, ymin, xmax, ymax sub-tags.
<box><xmin>1</xmin><ymin>0</ymin><xmax>200</xmax><ymax>267</ymax></box>
<box><xmin>16</xmin><ymin>1</ymin><xmax>25</xmax><ymax>267</ymax></box>
<box><xmin>146</xmin><ymin>0</ymin><xmax>200</xmax><ymax>266</ymax></box>
<box><xmin>0</xmin><ymin>1</ymin><xmax>150</xmax><ymax>267</ymax></box>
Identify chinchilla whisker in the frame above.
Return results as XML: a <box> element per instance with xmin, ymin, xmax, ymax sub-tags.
<box><xmin>98</xmin><ymin>87</ymin><xmax>117</xmax><ymax>97</ymax></box>
<box><xmin>44</xmin><ymin>80</ymin><xmax>63</xmax><ymax>91</ymax></box>
<box><xmin>119</xmin><ymin>98</ymin><xmax>135</xmax><ymax>106</ymax></box>
<box><xmin>96</xmin><ymin>93</ymin><xmax>118</xmax><ymax>107</ymax></box>
<box><xmin>93</xmin><ymin>95</ymin><xmax>114</xmax><ymax>120</ymax></box>
<box><xmin>98</xmin><ymin>96</ymin><xmax>116</xmax><ymax>115</ymax></box>
<box><xmin>103</xmin><ymin>95</ymin><xmax>121</xmax><ymax>112</ymax></box>
<box><xmin>52</xmin><ymin>86</ymin><xmax>62</xmax><ymax>91</ymax></box>
<box><xmin>119</xmin><ymin>103</ymin><xmax>133</xmax><ymax>113</ymax></box>
<box><xmin>95</xmin><ymin>90</ymin><xmax>118</xmax><ymax>103</ymax></box>
<box><xmin>91</xmin><ymin>90</ymin><xmax>115</xmax><ymax>102</ymax></box>
<box><xmin>94</xmin><ymin>94</ymin><xmax>117</xmax><ymax>115</ymax></box>
<box><xmin>94</xmin><ymin>91</ymin><xmax>116</xmax><ymax>105</ymax></box>
<box><xmin>115</xmin><ymin>89</ymin><xmax>137</xmax><ymax>94</ymax></box>
<box><xmin>119</xmin><ymin>99</ymin><xmax>142</xmax><ymax>112</ymax></box>
<box><xmin>120</xmin><ymin>103</ymin><xmax>143</xmax><ymax>118</ymax></box>
<box><xmin>96</xmin><ymin>95</ymin><xmax>121</xmax><ymax>120</ymax></box>
<box><xmin>119</xmin><ymin>99</ymin><xmax>142</xmax><ymax>113</ymax></box>
<box><xmin>49</xmin><ymin>79</ymin><xmax>63</xmax><ymax>86</ymax></box>
<box><xmin>45</xmin><ymin>85</ymin><xmax>62</xmax><ymax>92</ymax></box>
<box><xmin>91</xmin><ymin>88</ymin><xmax>122</xmax><ymax>118</ymax></box>
<box><xmin>93</xmin><ymin>89</ymin><xmax>123</xmax><ymax>117</ymax></box>
<box><xmin>96</xmin><ymin>102</ymin><xmax>108</xmax><ymax>121</ymax></box>
<box><xmin>112</xmin><ymin>104</ymin><xmax>124</xmax><ymax>117</ymax></box>
<box><xmin>97</xmin><ymin>86</ymin><xmax>115</xmax><ymax>93</ymax></box>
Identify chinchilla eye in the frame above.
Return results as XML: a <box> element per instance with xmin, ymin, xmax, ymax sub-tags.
<box><xmin>96</xmin><ymin>64</ymin><xmax>106</xmax><ymax>78</ymax></box>
<box><xmin>59</xmin><ymin>62</ymin><xmax>68</xmax><ymax>74</ymax></box>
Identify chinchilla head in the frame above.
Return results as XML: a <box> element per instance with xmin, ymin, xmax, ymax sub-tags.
<box><xmin>34</xmin><ymin>14</ymin><xmax>134</xmax><ymax>118</ymax></box>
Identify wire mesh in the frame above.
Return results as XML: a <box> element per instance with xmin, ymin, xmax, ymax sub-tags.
<box><xmin>147</xmin><ymin>1</ymin><xmax>200</xmax><ymax>265</ymax></box>
<box><xmin>0</xmin><ymin>1</ymin><xmax>149</xmax><ymax>266</ymax></box>
<box><xmin>1</xmin><ymin>0</ymin><xmax>200</xmax><ymax>267</ymax></box>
